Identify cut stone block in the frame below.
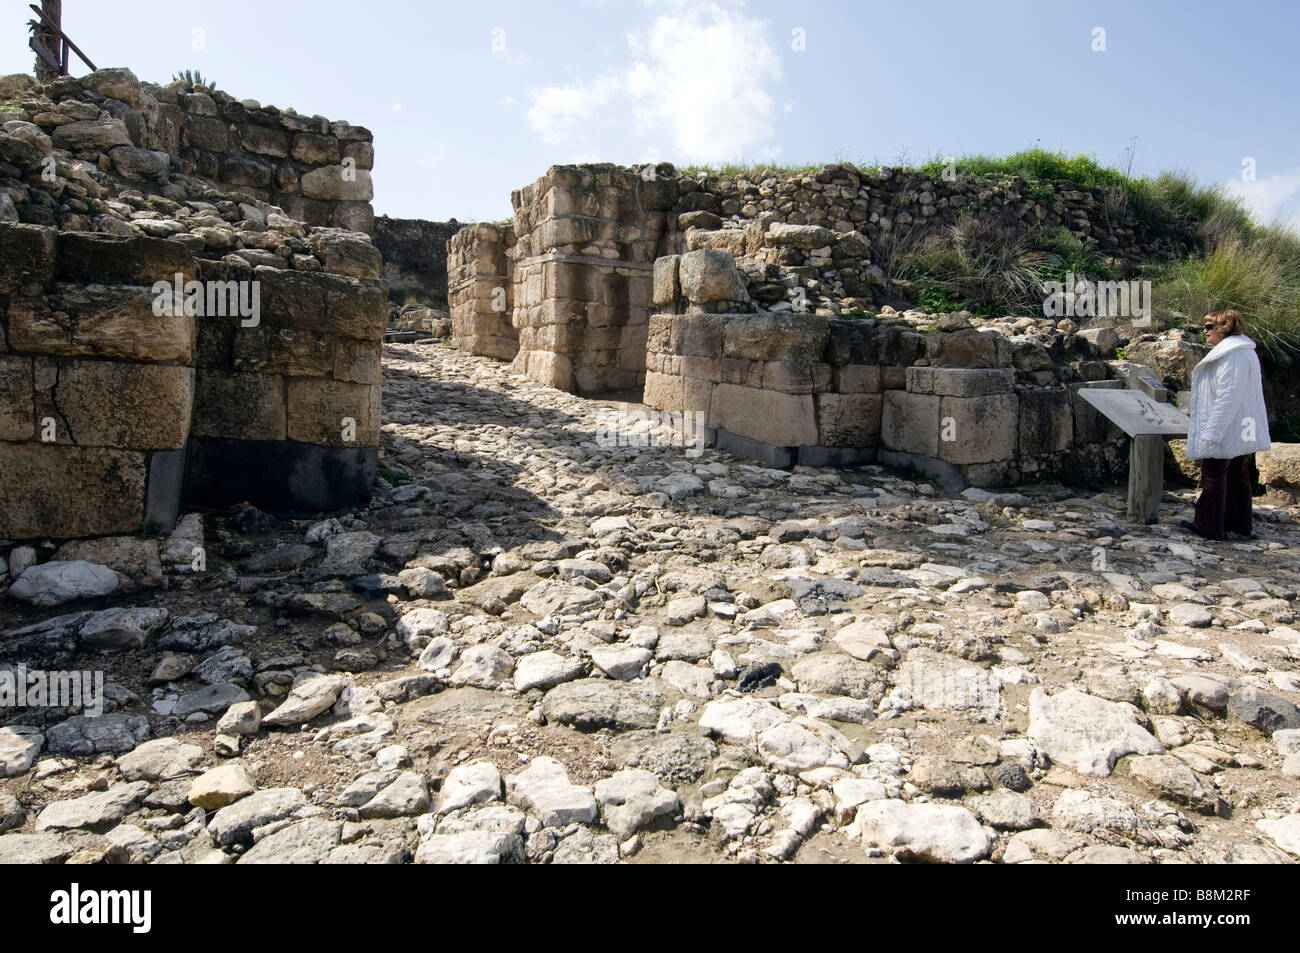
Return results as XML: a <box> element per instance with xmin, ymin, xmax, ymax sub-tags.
<box><xmin>709</xmin><ymin>383</ymin><xmax>817</xmax><ymax>447</ymax></box>
<box><xmin>906</xmin><ymin>367</ymin><xmax>1014</xmax><ymax>397</ymax></box>
<box><xmin>0</xmin><ymin>444</ymin><xmax>146</xmax><ymax>539</ymax></box>
<box><xmin>193</xmin><ymin>371</ymin><xmax>286</xmax><ymax>441</ymax></box>
<box><xmin>1018</xmin><ymin>387</ymin><xmax>1073</xmax><ymax>455</ymax></box>
<box><xmin>286</xmin><ymin>379</ymin><xmax>380</xmax><ymax>446</ymax></box>
<box><xmin>817</xmin><ymin>393</ymin><xmax>882</xmax><ymax>447</ymax></box>
<box><xmin>937</xmin><ymin>394</ymin><xmax>1019</xmax><ymax>465</ymax></box>
<box><xmin>881</xmin><ymin>391</ymin><xmax>941</xmax><ymax>457</ymax></box>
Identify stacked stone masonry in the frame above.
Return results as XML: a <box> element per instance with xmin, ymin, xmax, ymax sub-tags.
<box><xmin>0</xmin><ymin>224</ymin><xmax>385</xmax><ymax>539</ymax></box>
<box><xmin>642</xmin><ymin>305</ymin><xmax>1128</xmax><ymax>488</ymax></box>
<box><xmin>445</xmin><ymin>161</ymin><xmax>1199</xmax><ymax>396</ymax></box>
<box><xmin>0</xmin><ymin>68</ymin><xmax>384</xmax><ymax>541</ymax></box>
<box><xmin>446</xmin><ymin>223</ymin><xmax>518</xmax><ymax>361</ymax></box>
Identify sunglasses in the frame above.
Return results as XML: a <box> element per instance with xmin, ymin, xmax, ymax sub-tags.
<box><xmin>1203</xmin><ymin>323</ymin><xmax>1218</xmax><ymax>330</ymax></box>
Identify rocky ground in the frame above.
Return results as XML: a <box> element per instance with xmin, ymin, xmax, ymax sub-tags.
<box><xmin>1</xmin><ymin>339</ymin><xmax>1299</xmax><ymax>865</ymax></box>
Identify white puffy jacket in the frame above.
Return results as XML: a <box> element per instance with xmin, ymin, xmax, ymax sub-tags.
<box><xmin>1185</xmin><ymin>334</ymin><xmax>1272</xmax><ymax>460</ymax></box>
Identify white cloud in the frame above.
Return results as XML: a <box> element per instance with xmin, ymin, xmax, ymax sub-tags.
<box><xmin>1223</xmin><ymin>168</ymin><xmax>1300</xmax><ymax>230</ymax></box>
<box><xmin>525</xmin><ymin>0</ymin><xmax>783</xmax><ymax>163</ymax></box>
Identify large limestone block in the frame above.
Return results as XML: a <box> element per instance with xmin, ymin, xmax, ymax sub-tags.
<box><xmin>937</xmin><ymin>393</ymin><xmax>1019</xmax><ymax>465</ymax></box>
<box><xmin>1258</xmin><ymin>445</ymin><xmax>1300</xmax><ymax>492</ymax></box>
<box><xmin>1124</xmin><ymin>334</ymin><xmax>1207</xmax><ymax>392</ymax></box>
<box><xmin>723</xmin><ymin>312</ymin><xmax>829</xmax><ymax>363</ymax></box>
<box><xmin>685</xmin><ymin>228</ymin><xmax>747</xmax><ymax>258</ymax></box>
<box><xmin>1069</xmin><ymin>379</ymin><xmax>1123</xmax><ymax>443</ymax></box>
<box><xmin>1017</xmin><ymin>387</ymin><xmax>1072</xmax><ymax>455</ymax></box>
<box><xmin>881</xmin><ymin>391</ymin><xmax>941</xmax><ymax>456</ymax></box>
<box><xmin>679</xmin><ymin>313</ymin><xmax>727</xmax><ymax>358</ymax></box>
<box><xmin>193</xmin><ymin>371</ymin><xmax>286</xmax><ymax>441</ymax></box>
<box><xmin>300</xmin><ymin>166</ymin><xmax>374</xmax><ymax>202</ymax></box>
<box><xmin>231</xmin><ymin>325</ymin><xmax>336</xmax><ymax>377</ymax></box>
<box><xmin>0</xmin><ymin>356</ymin><xmax>34</xmax><ymax>440</ymax></box>
<box><xmin>9</xmin><ymin>285</ymin><xmax>194</xmax><ymax>362</ymax></box>
<box><xmin>709</xmin><ymin>383</ymin><xmax>817</xmax><ymax>446</ymax></box>
<box><xmin>766</xmin><ymin>222</ymin><xmax>837</xmax><ymax>250</ymax></box>
<box><xmin>906</xmin><ymin>367</ymin><xmax>1013</xmax><ymax>397</ymax></box>
<box><xmin>833</xmin><ymin>364</ymin><xmax>882</xmax><ymax>394</ymax></box>
<box><xmin>53</xmin><ymin>362</ymin><xmax>193</xmax><ymax>450</ymax></box>
<box><xmin>926</xmin><ymin>328</ymin><xmax>1010</xmax><ymax>368</ymax></box>
<box><xmin>307</xmin><ymin>232</ymin><xmax>382</xmax><ymax>279</ymax></box>
<box><xmin>678</xmin><ymin>250</ymin><xmax>748</xmax><ymax>305</ymax></box>
<box><xmin>258</xmin><ymin>271</ymin><xmax>386</xmax><ymax>341</ymax></box>
<box><xmin>0</xmin><ymin>445</ymin><xmax>146</xmax><ymax>539</ymax></box>
<box><xmin>642</xmin><ymin>370</ymin><xmax>683</xmax><ymax>412</ymax></box>
<box><xmin>0</xmin><ymin>224</ymin><xmax>56</xmax><ymax>293</ymax></box>
<box><xmin>817</xmin><ymin>393</ymin><xmax>882</xmax><ymax>447</ymax></box>
<box><xmin>56</xmin><ymin>233</ymin><xmax>194</xmax><ymax>286</ymax></box>
<box><xmin>287</xmin><ymin>379</ymin><xmax>380</xmax><ymax>446</ymax></box>
<box><xmin>51</xmin><ymin>118</ymin><xmax>131</xmax><ymax>151</ymax></box>
<box><xmin>82</xmin><ymin>68</ymin><xmax>146</xmax><ymax>108</ymax></box>
<box><xmin>650</xmin><ymin>256</ymin><xmax>681</xmax><ymax>308</ymax></box>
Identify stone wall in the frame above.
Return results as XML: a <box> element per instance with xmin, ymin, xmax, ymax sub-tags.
<box><xmin>504</xmin><ymin>164</ymin><xmax>680</xmax><ymax>393</ymax></box>
<box><xmin>1</xmin><ymin>68</ymin><xmax>373</xmax><ymax>233</ymax></box>
<box><xmin>643</xmin><ymin>294</ymin><xmax>1128</xmax><ymax>488</ymax></box>
<box><xmin>0</xmin><ymin>154</ymin><xmax>384</xmax><ymax>540</ymax></box>
<box><xmin>448</xmin><ymin>161</ymin><xmax>1198</xmax><ymax>396</ymax></box>
<box><xmin>446</xmin><ymin>222</ymin><xmax>518</xmax><ymax>361</ymax></box>
<box><xmin>372</xmin><ymin>216</ymin><xmax>463</xmax><ymax>306</ymax></box>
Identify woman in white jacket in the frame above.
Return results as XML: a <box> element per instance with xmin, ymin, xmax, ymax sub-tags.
<box><xmin>1182</xmin><ymin>310</ymin><xmax>1272</xmax><ymax>540</ymax></box>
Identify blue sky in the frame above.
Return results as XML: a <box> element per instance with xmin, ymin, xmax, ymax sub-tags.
<box><xmin>4</xmin><ymin>0</ymin><xmax>1298</xmax><ymax>226</ymax></box>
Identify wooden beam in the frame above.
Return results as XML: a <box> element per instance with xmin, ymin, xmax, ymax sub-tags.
<box><xmin>1127</xmin><ymin>433</ymin><xmax>1164</xmax><ymax>523</ymax></box>
<box><xmin>27</xmin><ymin>3</ymin><xmax>95</xmax><ymax>73</ymax></box>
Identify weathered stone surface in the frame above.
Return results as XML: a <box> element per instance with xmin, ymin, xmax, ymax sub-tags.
<box><xmin>1028</xmin><ymin>688</ymin><xmax>1163</xmax><ymax>776</ymax></box>
<box><xmin>0</xmin><ymin>726</ymin><xmax>44</xmax><ymax>778</ymax></box>
<box><xmin>238</xmin><ymin>817</ymin><xmax>341</xmax><ymax>864</ymax></box>
<box><xmin>450</xmin><ymin>645</ymin><xmax>515</xmax><ymax>689</ymax></box>
<box><xmin>300</xmin><ymin>166</ymin><xmax>374</xmax><ymax>202</ymax></box>
<box><xmin>46</xmin><ymin>714</ymin><xmax>149</xmax><ymax>756</ymax></box>
<box><xmin>850</xmin><ymin>800</ymin><xmax>994</xmax><ymax>863</ymax></box>
<box><xmin>207</xmin><ymin>787</ymin><xmax>309</xmax><ymax>846</ymax></box>
<box><xmin>189</xmin><ymin>763</ymin><xmax>257</xmax><ymax>809</ymax></box>
<box><xmin>882</xmin><ymin>391</ymin><xmax>941</xmax><ymax>456</ymax></box>
<box><xmin>594</xmin><ymin>769</ymin><xmax>680</xmax><ymax>839</ymax></box>
<box><xmin>78</xmin><ymin>607</ymin><xmax>169</xmax><ymax>650</ymax></box>
<box><xmin>541</xmin><ymin>679</ymin><xmax>666</xmax><ymax>731</ymax></box>
<box><xmin>117</xmin><ymin>738</ymin><xmax>203</xmax><ymax>781</ymax></box>
<box><xmin>709</xmin><ymin>383</ymin><xmax>817</xmax><ymax>446</ymax></box>
<box><xmin>263</xmin><ymin>674</ymin><xmax>350</xmax><ymax>726</ymax></box>
<box><xmin>438</xmin><ymin>761</ymin><xmax>503</xmax><ymax>813</ymax></box>
<box><xmin>1228</xmin><ymin>688</ymin><xmax>1300</xmax><ymax>733</ymax></box>
<box><xmin>1127</xmin><ymin>755</ymin><xmax>1219</xmax><ymax>814</ymax></box>
<box><xmin>414</xmin><ymin>831</ymin><xmax>523</xmax><ymax>864</ymax></box>
<box><xmin>8</xmin><ymin>560</ymin><xmax>124</xmax><ymax>607</ymax></box>
<box><xmin>55</xmin><ymin>361</ymin><xmax>194</xmax><ymax>450</ymax></box>
<box><xmin>36</xmin><ymin>782</ymin><xmax>150</xmax><ymax>832</ymax></box>
<box><xmin>505</xmin><ymin>756</ymin><xmax>597</xmax><ymax>826</ymax></box>
<box><xmin>678</xmin><ymin>249</ymin><xmax>748</xmax><ymax>305</ymax></box>
<box><xmin>513</xmin><ymin>650</ymin><xmax>584</xmax><ymax>692</ymax></box>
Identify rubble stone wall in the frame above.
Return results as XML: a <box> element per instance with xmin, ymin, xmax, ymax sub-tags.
<box><xmin>643</xmin><ymin>308</ymin><xmax>1128</xmax><ymax>488</ymax></box>
<box><xmin>2</xmin><ymin>68</ymin><xmax>374</xmax><ymax>234</ymax></box>
<box><xmin>446</xmin><ymin>222</ymin><xmax>518</xmax><ymax>361</ymax></box>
